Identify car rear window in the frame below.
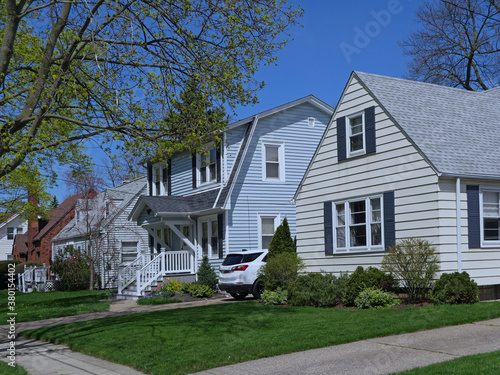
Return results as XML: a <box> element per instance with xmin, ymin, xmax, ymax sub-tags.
<box><xmin>222</xmin><ymin>252</ymin><xmax>263</xmax><ymax>265</ymax></box>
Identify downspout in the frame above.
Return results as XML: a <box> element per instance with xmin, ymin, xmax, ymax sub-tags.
<box><xmin>456</xmin><ymin>177</ymin><xmax>462</xmax><ymax>273</ymax></box>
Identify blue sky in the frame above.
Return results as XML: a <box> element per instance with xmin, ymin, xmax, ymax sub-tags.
<box><xmin>52</xmin><ymin>0</ymin><xmax>423</xmax><ymax>200</ymax></box>
<box><xmin>233</xmin><ymin>0</ymin><xmax>423</xmax><ymax>120</ymax></box>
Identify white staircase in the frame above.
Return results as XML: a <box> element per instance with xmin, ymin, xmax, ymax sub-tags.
<box><xmin>117</xmin><ymin>251</ymin><xmax>194</xmax><ymax>300</ymax></box>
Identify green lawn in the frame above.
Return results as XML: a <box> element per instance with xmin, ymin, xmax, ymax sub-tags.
<box><xmin>392</xmin><ymin>350</ymin><xmax>500</xmax><ymax>374</ymax></box>
<box><xmin>21</xmin><ymin>301</ymin><xmax>500</xmax><ymax>375</ymax></box>
<box><xmin>0</xmin><ymin>361</ymin><xmax>29</xmax><ymax>375</ymax></box>
<box><xmin>0</xmin><ymin>290</ymin><xmax>110</xmax><ymax>322</ymax></box>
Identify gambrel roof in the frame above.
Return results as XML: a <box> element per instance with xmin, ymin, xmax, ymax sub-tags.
<box><xmin>355</xmin><ymin>71</ymin><xmax>500</xmax><ymax>179</ymax></box>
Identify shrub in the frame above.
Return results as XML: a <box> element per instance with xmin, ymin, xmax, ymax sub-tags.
<box><xmin>343</xmin><ymin>266</ymin><xmax>396</xmax><ymax>306</ymax></box>
<box><xmin>288</xmin><ymin>272</ymin><xmax>347</xmax><ymax>307</ymax></box>
<box><xmin>15</xmin><ymin>261</ymin><xmax>43</xmax><ymax>275</ymax></box>
<box><xmin>354</xmin><ymin>287</ymin><xmax>401</xmax><ymax>309</ymax></box>
<box><xmin>137</xmin><ymin>296</ymin><xmax>181</xmax><ymax>305</ymax></box>
<box><xmin>163</xmin><ymin>278</ymin><xmax>184</xmax><ymax>293</ymax></box>
<box><xmin>430</xmin><ymin>272</ymin><xmax>479</xmax><ymax>304</ymax></box>
<box><xmin>197</xmin><ymin>255</ymin><xmax>218</xmax><ymax>290</ymax></box>
<box><xmin>52</xmin><ymin>246</ymin><xmax>95</xmax><ymax>291</ymax></box>
<box><xmin>0</xmin><ymin>260</ymin><xmax>21</xmax><ymax>275</ymax></box>
<box><xmin>381</xmin><ymin>238</ymin><xmax>440</xmax><ymax>302</ymax></box>
<box><xmin>258</xmin><ymin>252</ymin><xmax>304</xmax><ymax>291</ymax></box>
<box><xmin>187</xmin><ymin>283</ymin><xmax>214</xmax><ymax>298</ymax></box>
<box><xmin>268</xmin><ymin>217</ymin><xmax>296</xmax><ymax>258</ymax></box>
<box><xmin>150</xmin><ymin>284</ymin><xmax>176</xmax><ymax>299</ymax></box>
<box><xmin>260</xmin><ymin>287</ymin><xmax>288</xmax><ymax>305</ymax></box>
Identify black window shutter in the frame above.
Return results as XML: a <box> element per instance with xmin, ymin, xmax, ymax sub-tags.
<box><xmin>324</xmin><ymin>201</ymin><xmax>333</xmax><ymax>255</ymax></box>
<box><xmin>216</xmin><ymin>148</ymin><xmax>221</xmax><ymax>183</ymax></box>
<box><xmin>191</xmin><ymin>153</ymin><xmax>197</xmax><ymax>189</ymax></box>
<box><xmin>147</xmin><ymin>164</ymin><xmax>153</xmax><ymax>196</ymax></box>
<box><xmin>217</xmin><ymin>213</ymin><xmax>224</xmax><ymax>259</ymax></box>
<box><xmin>383</xmin><ymin>191</ymin><xmax>395</xmax><ymax>250</ymax></box>
<box><xmin>365</xmin><ymin>106</ymin><xmax>376</xmax><ymax>154</ymax></box>
<box><xmin>337</xmin><ymin>117</ymin><xmax>346</xmax><ymax>161</ymax></box>
<box><xmin>167</xmin><ymin>159</ymin><xmax>172</xmax><ymax>196</ymax></box>
<box><xmin>467</xmin><ymin>185</ymin><xmax>480</xmax><ymax>248</ymax></box>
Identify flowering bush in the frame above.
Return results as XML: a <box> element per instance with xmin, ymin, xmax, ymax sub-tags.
<box><xmin>52</xmin><ymin>246</ymin><xmax>96</xmax><ymax>291</ymax></box>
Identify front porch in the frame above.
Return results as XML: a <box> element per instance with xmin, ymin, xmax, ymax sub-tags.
<box><xmin>121</xmin><ymin>194</ymin><xmax>225</xmax><ymax>299</ymax></box>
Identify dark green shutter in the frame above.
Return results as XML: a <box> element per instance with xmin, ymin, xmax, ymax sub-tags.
<box><xmin>467</xmin><ymin>185</ymin><xmax>480</xmax><ymax>248</ymax></box>
<box><xmin>324</xmin><ymin>201</ymin><xmax>333</xmax><ymax>255</ymax></box>
<box><xmin>167</xmin><ymin>159</ymin><xmax>172</xmax><ymax>195</ymax></box>
<box><xmin>383</xmin><ymin>191</ymin><xmax>395</xmax><ymax>250</ymax></box>
<box><xmin>365</xmin><ymin>106</ymin><xmax>376</xmax><ymax>154</ymax></box>
<box><xmin>337</xmin><ymin>117</ymin><xmax>346</xmax><ymax>161</ymax></box>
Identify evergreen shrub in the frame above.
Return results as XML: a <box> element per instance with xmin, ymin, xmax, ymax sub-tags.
<box><xmin>259</xmin><ymin>252</ymin><xmax>304</xmax><ymax>291</ymax></box>
<box><xmin>197</xmin><ymin>255</ymin><xmax>218</xmax><ymax>290</ymax></box>
<box><xmin>343</xmin><ymin>266</ymin><xmax>396</xmax><ymax>306</ymax></box>
<box><xmin>288</xmin><ymin>272</ymin><xmax>348</xmax><ymax>307</ymax></box>
<box><xmin>430</xmin><ymin>272</ymin><xmax>479</xmax><ymax>304</ymax></box>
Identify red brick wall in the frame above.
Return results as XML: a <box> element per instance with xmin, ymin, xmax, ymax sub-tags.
<box><xmin>28</xmin><ymin>208</ymin><xmax>76</xmax><ymax>265</ymax></box>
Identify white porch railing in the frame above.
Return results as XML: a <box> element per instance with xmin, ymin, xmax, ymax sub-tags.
<box><xmin>18</xmin><ymin>265</ymin><xmax>50</xmax><ymax>292</ymax></box>
<box><xmin>119</xmin><ymin>251</ymin><xmax>194</xmax><ymax>296</ymax></box>
<box><xmin>118</xmin><ymin>256</ymin><xmax>144</xmax><ymax>294</ymax></box>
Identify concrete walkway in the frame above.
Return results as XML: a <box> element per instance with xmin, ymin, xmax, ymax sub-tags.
<box><xmin>2</xmin><ymin>298</ymin><xmax>500</xmax><ymax>375</ymax></box>
<box><xmin>194</xmin><ymin>317</ymin><xmax>500</xmax><ymax>375</ymax></box>
<box><xmin>1</xmin><ymin>297</ymin><xmax>237</xmax><ymax>375</ymax></box>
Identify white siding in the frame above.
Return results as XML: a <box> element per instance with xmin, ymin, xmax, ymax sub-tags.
<box><xmin>0</xmin><ymin>216</ymin><xmax>27</xmax><ymax>260</ymax></box>
<box><xmin>437</xmin><ymin>179</ymin><xmax>500</xmax><ymax>286</ymax></box>
<box><xmin>296</xmin><ymin>76</ymin><xmax>441</xmax><ymax>275</ymax></box>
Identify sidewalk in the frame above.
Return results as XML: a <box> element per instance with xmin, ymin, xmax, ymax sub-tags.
<box><xmin>1</xmin><ymin>297</ymin><xmax>237</xmax><ymax>375</ymax></box>
<box><xmin>2</xmin><ymin>298</ymin><xmax>500</xmax><ymax>375</ymax></box>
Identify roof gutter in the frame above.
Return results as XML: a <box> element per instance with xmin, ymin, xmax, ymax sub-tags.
<box><xmin>440</xmin><ymin>172</ymin><xmax>500</xmax><ymax>181</ymax></box>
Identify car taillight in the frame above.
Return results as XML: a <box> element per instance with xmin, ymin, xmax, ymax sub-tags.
<box><xmin>231</xmin><ymin>265</ymin><xmax>248</xmax><ymax>271</ymax></box>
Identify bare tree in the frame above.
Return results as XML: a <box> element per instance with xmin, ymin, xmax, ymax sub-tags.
<box><xmin>401</xmin><ymin>0</ymin><xmax>500</xmax><ymax>90</ymax></box>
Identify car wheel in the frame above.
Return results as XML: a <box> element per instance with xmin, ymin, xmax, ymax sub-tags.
<box><xmin>252</xmin><ymin>280</ymin><xmax>264</xmax><ymax>299</ymax></box>
<box><xmin>230</xmin><ymin>292</ymin><xmax>248</xmax><ymax>300</ymax></box>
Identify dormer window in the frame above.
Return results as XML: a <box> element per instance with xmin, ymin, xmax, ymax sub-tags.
<box><xmin>151</xmin><ymin>165</ymin><xmax>169</xmax><ymax>196</ymax></box>
<box><xmin>347</xmin><ymin>112</ymin><xmax>365</xmax><ymax>157</ymax></box>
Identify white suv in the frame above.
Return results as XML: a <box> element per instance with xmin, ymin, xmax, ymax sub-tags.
<box><xmin>218</xmin><ymin>250</ymin><xmax>268</xmax><ymax>299</ymax></box>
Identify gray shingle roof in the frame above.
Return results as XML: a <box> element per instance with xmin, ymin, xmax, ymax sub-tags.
<box><xmin>140</xmin><ymin>189</ymin><xmax>220</xmax><ymax>215</ymax></box>
<box><xmin>53</xmin><ymin>176</ymin><xmax>146</xmax><ymax>241</ymax></box>
<box><xmin>355</xmin><ymin>72</ymin><xmax>500</xmax><ymax>178</ymax></box>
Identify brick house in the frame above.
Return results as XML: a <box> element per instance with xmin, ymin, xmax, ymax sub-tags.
<box><xmin>12</xmin><ymin>190</ymin><xmax>95</xmax><ymax>265</ymax></box>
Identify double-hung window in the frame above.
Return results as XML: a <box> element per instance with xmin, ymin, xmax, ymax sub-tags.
<box><xmin>347</xmin><ymin>112</ymin><xmax>365</xmax><ymax>157</ymax></box>
<box><xmin>7</xmin><ymin>227</ymin><xmax>23</xmax><ymax>240</ymax></box>
<box><xmin>482</xmin><ymin>189</ymin><xmax>500</xmax><ymax>245</ymax></box>
<box><xmin>199</xmin><ymin>148</ymin><xmax>217</xmax><ymax>185</ymax></box>
<box><xmin>259</xmin><ymin>214</ymin><xmax>278</xmax><ymax>250</ymax></box>
<box><xmin>334</xmin><ymin>196</ymin><xmax>383</xmax><ymax>252</ymax></box>
<box><xmin>262</xmin><ymin>141</ymin><xmax>285</xmax><ymax>182</ymax></box>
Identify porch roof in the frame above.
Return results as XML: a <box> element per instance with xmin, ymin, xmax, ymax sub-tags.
<box><xmin>129</xmin><ymin>189</ymin><xmax>222</xmax><ymax>221</ymax></box>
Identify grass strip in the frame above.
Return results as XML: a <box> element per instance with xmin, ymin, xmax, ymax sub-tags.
<box><xmin>0</xmin><ymin>290</ymin><xmax>110</xmax><ymax>322</ymax></box>
<box><xmin>0</xmin><ymin>361</ymin><xmax>29</xmax><ymax>375</ymax></box>
<box><xmin>392</xmin><ymin>349</ymin><xmax>500</xmax><ymax>374</ymax></box>
<box><xmin>21</xmin><ymin>301</ymin><xmax>500</xmax><ymax>375</ymax></box>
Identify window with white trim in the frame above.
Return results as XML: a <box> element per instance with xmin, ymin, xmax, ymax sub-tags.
<box><xmin>198</xmin><ymin>148</ymin><xmax>217</xmax><ymax>185</ymax></box>
<box><xmin>347</xmin><ymin>112</ymin><xmax>365</xmax><ymax>157</ymax></box>
<box><xmin>152</xmin><ymin>166</ymin><xmax>168</xmax><ymax>196</ymax></box>
<box><xmin>334</xmin><ymin>195</ymin><xmax>383</xmax><ymax>253</ymax></box>
<box><xmin>7</xmin><ymin>227</ymin><xmax>23</xmax><ymax>240</ymax></box>
<box><xmin>262</xmin><ymin>142</ymin><xmax>285</xmax><ymax>182</ymax></box>
<box><xmin>259</xmin><ymin>214</ymin><xmax>279</xmax><ymax>250</ymax></box>
<box><xmin>200</xmin><ymin>217</ymin><xmax>218</xmax><ymax>258</ymax></box>
<box><xmin>481</xmin><ymin>189</ymin><xmax>500</xmax><ymax>244</ymax></box>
